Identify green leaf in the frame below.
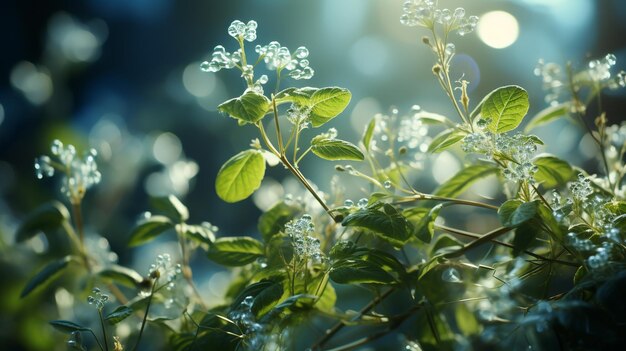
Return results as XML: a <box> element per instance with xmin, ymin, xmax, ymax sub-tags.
<box><xmin>206</xmin><ymin>236</ymin><xmax>264</xmax><ymax>266</ymax></box>
<box><xmin>151</xmin><ymin>195</ymin><xmax>189</xmax><ymax>222</ymax></box>
<box><xmin>524</xmin><ymin>102</ymin><xmax>570</xmax><ymax>132</ymax></box>
<box><xmin>498</xmin><ymin>200</ymin><xmax>538</xmax><ymax>227</ymax></box>
<box><xmin>49</xmin><ymin>320</ymin><xmax>91</xmax><ymax>333</ymax></box>
<box><xmin>430</xmin><ymin>234</ymin><xmax>463</xmax><ymax>256</ymax></box>
<box><xmin>308</xmin><ymin>87</ymin><xmax>351</xmax><ymax>127</ymax></box>
<box><xmin>215</xmin><ymin>149</ymin><xmax>266</xmax><ymax>203</ymax></box>
<box><xmin>413</xmin><ymin>204</ymin><xmax>443</xmax><ymax>243</ymax></box>
<box><xmin>534</xmin><ymin>154</ymin><xmax>575</xmax><ymax>188</ymax></box>
<box><xmin>481</xmin><ymin>85</ymin><xmax>529</xmax><ymax>134</ymax></box>
<box><xmin>434</xmin><ymin>163</ymin><xmax>498</xmax><ymax>197</ymax></box>
<box><xmin>455</xmin><ymin>304</ymin><xmax>480</xmax><ymax>335</ymax></box>
<box><xmin>258</xmin><ymin>201</ymin><xmax>300</xmax><ymax>242</ymax></box>
<box><xmin>330</xmin><ymin>260</ymin><xmax>397</xmax><ymax>285</ymax></box>
<box><xmin>182</xmin><ymin>224</ymin><xmax>216</xmax><ymax>246</ymax></box>
<box><xmin>16</xmin><ymin>201</ymin><xmax>70</xmax><ymax>242</ymax></box>
<box><xmin>415</xmin><ymin>111</ymin><xmax>453</xmax><ymax>126</ymax></box>
<box><xmin>512</xmin><ymin>222</ymin><xmax>536</xmax><ymax>256</ymax></box>
<box><xmin>21</xmin><ymin>255</ymin><xmax>73</xmax><ymax>298</ymax></box>
<box><xmin>99</xmin><ymin>265</ymin><xmax>145</xmax><ymax>288</ymax></box>
<box><xmin>362</xmin><ymin>118</ymin><xmax>376</xmax><ymax>151</ymax></box>
<box><xmin>427</xmin><ymin>129</ymin><xmax>465</xmax><ymax>153</ymax></box>
<box><xmin>233</xmin><ymin>280</ymin><xmax>284</xmax><ymax>318</ymax></box>
<box><xmin>218</xmin><ymin>90</ymin><xmax>270</xmax><ymax>124</ymax></box>
<box><xmin>342</xmin><ymin>204</ymin><xmax>412</xmax><ymax>246</ymax></box>
<box><xmin>275</xmin><ymin>87</ymin><xmax>351</xmax><ymax>127</ymax></box>
<box><xmin>573</xmin><ymin>265</ymin><xmax>587</xmax><ymax>285</ymax></box>
<box><xmin>311</xmin><ymin>138</ymin><xmax>364</xmax><ymax>161</ymax></box>
<box><xmin>128</xmin><ymin>215</ymin><xmax>174</xmax><ymax>247</ymax></box>
<box><xmin>105</xmin><ymin>305</ymin><xmax>133</xmax><ymax>325</ymax></box>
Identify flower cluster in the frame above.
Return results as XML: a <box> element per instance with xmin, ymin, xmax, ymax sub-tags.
<box><xmin>200</xmin><ymin>19</ymin><xmax>314</xmax><ymax>93</ymax></box>
<box><xmin>284</xmin><ymin>214</ymin><xmax>323</xmax><ymax>263</ymax></box>
<box><xmin>229</xmin><ymin>296</ymin><xmax>265</xmax><ymax>350</ymax></box>
<box><xmin>34</xmin><ymin>139</ymin><xmax>101</xmax><ymax>204</ymax></box>
<box><xmin>255</xmin><ymin>42</ymin><xmax>313</xmax><ymax>79</ymax></box>
<box><xmin>370</xmin><ymin>107</ymin><xmax>431</xmax><ymax>169</ymax></box>
<box><xmin>462</xmin><ymin>130</ymin><xmax>540</xmax><ymax>184</ymax></box>
<box><xmin>534</xmin><ymin>54</ymin><xmax>625</xmax><ymax>106</ymax></box>
<box><xmin>228</xmin><ymin>20</ymin><xmax>257</xmax><ymax>42</ymax></box>
<box><xmin>200</xmin><ymin>45</ymin><xmax>241</xmax><ymax>73</ymax></box>
<box><xmin>569</xmin><ymin>173</ymin><xmax>594</xmax><ymax>202</ymax></box>
<box><xmin>400</xmin><ymin>1</ymin><xmax>478</xmax><ymax>35</ymax></box>
<box><xmin>286</xmin><ymin>103</ymin><xmax>312</xmax><ymax>128</ymax></box>
<box><xmin>87</xmin><ymin>287</ymin><xmax>109</xmax><ymax>310</ymax></box>
<box><xmin>148</xmin><ymin>253</ymin><xmax>182</xmax><ymax>290</ymax></box>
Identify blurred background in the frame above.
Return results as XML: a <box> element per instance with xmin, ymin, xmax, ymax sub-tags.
<box><xmin>1</xmin><ymin>0</ymin><xmax>626</xmax><ymax>349</ymax></box>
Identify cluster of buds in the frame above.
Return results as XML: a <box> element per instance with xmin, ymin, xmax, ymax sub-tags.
<box><xmin>34</xmin><ymin>139</ymin><xmax>101</xmax><ymax>204</ymax></box>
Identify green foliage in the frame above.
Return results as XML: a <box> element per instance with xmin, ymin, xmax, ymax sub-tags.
<box><xmin>342</xmin><ymin>203</ymin><xmax>413</xmax><ymax>246</ymax></box>
<box><xmin>276</xmin><ymin>87</ymin><xmax>351</xmax><ymax>127</ymax></box>
<box><xmin>525</xmin><ymin>103</ymin><xmax>570</xmax><ymax>132</ymax></box>
<box><xmin>481</xmin><ymin>85</ymin><xmax>529</xmax><ymax>133</ymax></box>
<box><xmin>427</xmin><ymin>129</ymin><xmax>465</xmax><ymax>153</ymax></box>
<box><xmin>215</xmin><ymin>149</ymin><xmax>266</xmax><ymax>203</ymax></box>
<box><xmin>49</xmin><ymin>320</ymin><xmax>91</xmax><ymax>333</ymax></box>
<box><xmin>258</xmin><ymin>201</ymin><xmax>300</xmax><ymax>242</ymax></box>
<box><xmin>14</xmin><ymin>9</ymin><xmax>626</xmax><ymax>351</ymax></box>
<box><xmin>128</xmin><ymin>215</ymin><xmax>174</xmax><ymax>247</ymax></box>
<box><xmin>105</xmin><ymin>305</ymin><xmax>134</xmax><ymax>325</ymax></box>
<box><xmin>15</xmin><ymin>201</ymin><xmax>70</xmax><ymax>242</ymax></box>
<box><xmin>21</xmin><ymin>255</ymin><xmax>73</xmax><ymax>298</ymax></box>
<box><xmin>206</xmin><ymin>236</ymin><xmax>265</xmax><ymax>266</ymax></box>
<box><xmin>218</xmin><ymin>90</ymin><xmax>271</xmax><ymax>123</ymax></box>
<box><xmin>151</xmin><ymin>195</ymin><xmax>189</xmax><ymax>222</ymax></box>
<box><xmin>98</xmin><ymin>265</ymin><xmax>145</xmax><ymax>288</ymax></box>
<box><xmin>498</xmin><ymin>200</ymin><xmax>539</xmax><ymax>227</ymax></box>
<box><xmin>534</xmin><ymin>154</ymin><xmax>575</xmax><ymax>188</ymax></box>
<box><xmin>310</xmin><ymin>138</ymin><xmax>364</xmax><ymax>161</ymax></box>
<box><xmin>434</xmin><ymin>163</ymin><xmax>498</xmax><ymax>197</ymax></box>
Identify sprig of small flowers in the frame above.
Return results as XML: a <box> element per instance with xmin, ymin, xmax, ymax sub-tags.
<box><xmin>534</xmin><ymin>53</ymin><xmax>626</xmax><ymax>107</ymax></box>
<box><xmin>462</xmin><ymin>128</ymin><xmax>541</xmax><ymax>184</ymax></box>
<box><xmin>200</xmin><ymin>20</ymin><xmax>313</xmax><ymax>94</ymax></box>
<box><xmin>34</xmin><ymin>139</ymin><xmax>101</xmax><ymax>204</ymax></box>
<box><xmin>285</xmin><ymin>214</ymin><xmax>324</xmax><ymax>264</ymax></box>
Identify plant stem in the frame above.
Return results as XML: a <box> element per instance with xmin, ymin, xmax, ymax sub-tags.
<box><xmin>396</xmin><ymin>193</ymin><xmax>498</xmax><ymax>210</ymax></box>
<box><xmin>98</xmin><ymin>309</ymin><xmax>110</xmax><ymax>351</ymax></box>
<box><xmin>88</xmin><ymin>329</ymin><xmax>106</xmax><ymax>351</ymax></box>
<box><xmin>311</xmin><ymin>288</ymin><xmax>395</xmax><ymax>350</ymax></box>
<box><xmin>133</xmin><ymin>279</ymin><xmax>157</xmax><ymax>351</ymax></box>
<box><xmin>272</xmin><ymin>96</ymin><xmax>284</xmax><ymax>154</ymax></box>
<box><xmin>437</xmin><ymin>225</ymin><xmax>579</xmax><ymax>267</ymax></box>
<box><xmin>324</xmin><ymin>305</ymin><xmax>420</xmax><ymax>351</ymax></box>
<box><xmin>176</xmin><ymin>226</ymin><xmax>207</xmax><ymax>309</ymax></box>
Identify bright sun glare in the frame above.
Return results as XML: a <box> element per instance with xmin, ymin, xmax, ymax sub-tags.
<box><xmin>477</xmin><ymin>11</ymin><xmax>519</xmax><ymax>49</ymax></box>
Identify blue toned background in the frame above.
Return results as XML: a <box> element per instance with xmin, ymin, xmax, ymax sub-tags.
<box><xmin>0</xmin><ymin>0</ymin><xmax>625</xmax><ymax>349</ymax></box>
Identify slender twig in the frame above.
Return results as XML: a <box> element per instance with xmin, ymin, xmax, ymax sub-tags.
<box><xmin>396</xmin><ymin>194</ymin><xmax>498</xmax><ymax>210</ymax></box>
<box><xmin>272</xmin><ymin>96</ymin><xmax>284</xmax><ymax>154</ymax></box>
<box><xmin>176</xmin><ymin>226</ymin><xmax>208</xmax><ymax>309</ymax></box>
<box><xmin>132</xmin><ymin>279</ymin><xmax>157</xmax><ymax>351</ymax></box>
<box><xmin>437</xmin><ymin>225</ymin><xmax>579</xmax><ymax>267</ymax></box>
<box><xmin>311</xmin><ymin>288</ymin><xmax>395</xmax><ymax>350</ymax></box>
<box><xmin>88</xmin><ymin>329</ymin><xmax>106</xmax><ymax>351</ymax></box>
<box><xmin>98</xmin><ymin>309</ymin><xmax>110</xmax><ymax>351</ymax></box>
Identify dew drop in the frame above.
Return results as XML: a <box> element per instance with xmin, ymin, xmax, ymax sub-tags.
<box><xmin>200</xmin><ymin>61</ymin><xmax>211</xmax><ymax>72</ymax></box>
<box><xmin>357</xmin><ymin>198</ymin><xmax>368</xmax><ymax>208</ymax></box>
<box><xmin>441</xmin><ymin>267</ymin><xmax>462</xmax><ymax>283</ymax></box>
<box><xmin>383</xmin><ymin>180</ymin><xmax>392</xmax><ymax>189</ymax></box>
